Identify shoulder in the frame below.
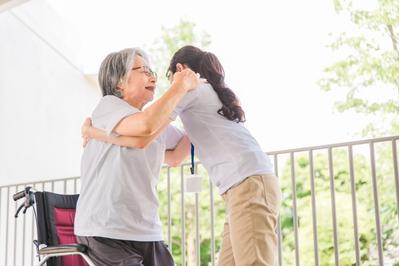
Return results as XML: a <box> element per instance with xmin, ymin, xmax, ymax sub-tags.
<box><xmin>186</xmin><ymin>82</ymin><xmax>213</xmax><ymax>99</ymax></box>
<box><xmin>94</xmin><ymin>96</ymin><xmax>138</xmax><ymax>115</ymax></box>
<box><xmin>100</xmin><ymin>95</ymin><xmax>135</xmax><ymax>109</ymax></box>
<box><xmin>199</xmin><ymin>82</ymin><xmax>213</xmax><ymax>91</ymax></box>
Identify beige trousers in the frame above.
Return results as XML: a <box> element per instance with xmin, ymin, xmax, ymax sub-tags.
<box><xmin>218</xmin><ymin>174</ymin><xmax>281</xmax><ymax>266</ymax></box>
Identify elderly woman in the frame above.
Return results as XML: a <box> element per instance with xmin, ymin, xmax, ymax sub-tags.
<box><xmin>74</xmin><ymin>47</ymin><xmax>201</xmax><ymax>266</ymax></box>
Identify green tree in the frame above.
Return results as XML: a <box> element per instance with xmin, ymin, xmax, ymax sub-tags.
<box><xmin>317</xmin><ymin>3</ymin><xmax>399</xmax><ymax>263</ymax></box>
<box><xmin>318</xmin><ymin>0</ymin><xmax>399</xmax><ymax>136</ymax></box>
<box><xmin>148</xmin><ymin>20</ymin><xmax>211</xmax><ymax>98</ymax></box>
<box><xmin>279</xmin><ymin>146</ymin><xmax>398</xmax><ymax>265</ymax></box>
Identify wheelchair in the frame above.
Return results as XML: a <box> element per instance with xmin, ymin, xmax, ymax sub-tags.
<box><xmin>13</xmin><ymin>186</ymin><xmax>96</xmax><ymax>266</ymax></box>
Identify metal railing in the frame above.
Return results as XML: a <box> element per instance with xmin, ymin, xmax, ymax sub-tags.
<box><xmin>0</xmin><ymin>136</ymin><xmax>398</xmax><ymax>266</ymax></box>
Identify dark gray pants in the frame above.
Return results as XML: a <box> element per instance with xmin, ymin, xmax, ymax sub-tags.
<box><xmin>77</xmin><ymin>236</ymin><xmax>174</xmax><ymax>266</ymax></box>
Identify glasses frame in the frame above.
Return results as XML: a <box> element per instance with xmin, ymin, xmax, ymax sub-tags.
<box><xmin>131</xmin><ymin>66</ymin><xmax>157</xmax><ymax>79</ymax></box>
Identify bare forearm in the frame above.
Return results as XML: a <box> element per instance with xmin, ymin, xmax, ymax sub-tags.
<box><xmin>113</xmin><ymin>84</ymin><xmax>186</xmax><ymax>137</ymax></box>
<box><xmin>139</xmin><ymin>84</ymin><xmax>186</xmax><ymax>134</ymax></box>
<box><xmin>165</xmin><ymin>135</ymin><xmax>191</xmax><ymax>167</ymax></box>
<box><xmin>114</xmin><ymin>63</ymin><xmax>204</xmax><ymax>138</ymax></box>
<box><xmin>88</xmin><ymin>120</ymin><xmax>170</xmax><ymax>149</ymax></box>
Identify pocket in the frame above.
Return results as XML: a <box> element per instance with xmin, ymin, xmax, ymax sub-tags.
<box><xmin>226</xmin><ymin>177</ymin><xmax>251</xmax><ymax>205</ymax></box>
<box><xmin>261</xmin><ymin>175</ymin><xmax>282</xmax><ymax>215</ymax></box>
<box><xmin>226</xmin><ymin>176</ymin><xmax>263</xmax><ymax>212</ymax></box>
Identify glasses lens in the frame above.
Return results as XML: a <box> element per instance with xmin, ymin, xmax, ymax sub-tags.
<box><xmin>145</xmin><ymin>66</ymin><xmax>157</xmax><ymax>78</ymax></box>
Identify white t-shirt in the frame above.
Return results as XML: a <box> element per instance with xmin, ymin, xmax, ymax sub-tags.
<box><xmin>171</xmin><ymin>83</ymin><xmax>274</xmax><ymax>194</ymax></box>
<box><xmin>75</xmin><ymin>95</ymin><xmax>183</xmax><ymax>241</ymax></box>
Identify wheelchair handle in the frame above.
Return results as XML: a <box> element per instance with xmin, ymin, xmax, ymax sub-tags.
<box><xmin>13</xmin><ymin>186</ymin><xmax>35</xmax><ymax>218</ymax></box>
<box><xmin>13</xmin><ymin>186</ymin><xmax>32</xmax><ymax>201</ymax></box>
<box><xmin>13</xmin><ymin>190</ymin><xmax>26</xmax><ymax>201</ymax></box>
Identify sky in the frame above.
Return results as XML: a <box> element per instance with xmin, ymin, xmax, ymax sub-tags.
<box><xmin>46</xmin><ymin>0</ymin><xmax>384</xmax><ymax>151</ymax></box>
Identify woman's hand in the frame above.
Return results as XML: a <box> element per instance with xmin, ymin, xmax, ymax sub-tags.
<box><xmin>172</xmin><ymin>63</ymin><xmax>205</xmax><ymax>92</ymax></box>
<box><xmin>81</xmin><ymin>117</ymin><xmax>92</xmax><ymax>147</ymax></box>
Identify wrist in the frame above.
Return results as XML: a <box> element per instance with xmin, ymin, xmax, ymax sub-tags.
<box><xmin>169</xmin><ymin>82</ymin><xmax>187</xmax><ymax>94</ymax></box>
<box><xmin>85</xmin><ymin>127</ymin><xmax>93</xmax><ymax>138</ymax></box>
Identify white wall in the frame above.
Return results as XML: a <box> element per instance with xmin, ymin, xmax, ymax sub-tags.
<box><xmin>0</xmin><ymin>0</ymin><xmax>101</xmax><ymax>186</ymax></box>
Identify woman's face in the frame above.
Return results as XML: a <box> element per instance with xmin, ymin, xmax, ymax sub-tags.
<box><xmin>120</xmin><ymin>55</ymin><xmax>157</xmax><ymax>109</ymax></box>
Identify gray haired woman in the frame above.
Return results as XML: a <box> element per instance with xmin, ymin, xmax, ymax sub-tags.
<box><xmin>75</xmin><ymin>47</ymin><xmax>201</xmax><ymax>266</ymax></box>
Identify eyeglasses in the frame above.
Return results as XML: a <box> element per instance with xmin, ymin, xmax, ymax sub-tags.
<box><xmin>132</xmin><ymin>66</ymin><xmax>157</xmax><ymax>79</ymax></box>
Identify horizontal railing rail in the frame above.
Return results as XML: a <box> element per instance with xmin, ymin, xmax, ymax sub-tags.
<box><xmin>0</xmin><ymin>136</ymin><xmax>398</xmax><ymax>266</ymax></box>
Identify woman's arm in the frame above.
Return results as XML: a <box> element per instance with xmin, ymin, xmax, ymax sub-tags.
<box><xmin>113</xmin><ymin>67</ymin><xmax>202</xmax><ymax>137</ymax></box>
<box><xmin>82</xmin><ymin>118</ymin><xmax>191</xmax><ymax>166</ymax></box>
<box><xmin>82</xmin><ymin>118</ymin><xmax>168</xmax><ymax>149</ymax></box>
<box><xmin>164</xmin><ymin>135</ymin><xmax>191</xmax><ymax>167</ymax></box>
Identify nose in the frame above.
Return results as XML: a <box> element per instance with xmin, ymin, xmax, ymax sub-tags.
<box><xmin>149</xmin><ymin>73</ymin><xmax>157</xmax><ymax>83</ymax></box>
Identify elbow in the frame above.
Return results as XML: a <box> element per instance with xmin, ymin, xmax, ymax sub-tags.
<box><xmin>168</xmin><ymin>158</ymin><xmax>183</xmax><ymax>167</ymax></box>
<box><xmin>141</xmin><ymin>116</ymin><xmax>160</xmax><ymax>136</ymax></box>
<box><xmin>141</xmin><ymin>125</ymin><xmax>157</xmax><ymax>136</ymax></box>
<box><xmin>168</xmin><ymin>161</ymin><xmax>180</xmax><ymax>167</ymax></box>
<box><xmin>135</xmin><ymin>139</ymin><xmax>152</xmax><ymax>149</ymax></box>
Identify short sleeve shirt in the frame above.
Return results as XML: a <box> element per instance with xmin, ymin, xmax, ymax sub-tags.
<box><xmin>170</xmin><ymin>83</ymin><xmax>274</xmax><ymax>194</ymax></box>
<box><xmin>75</xmin><ymin>95</ymin><xmax>183</xmax><ymax>241</ymax></box>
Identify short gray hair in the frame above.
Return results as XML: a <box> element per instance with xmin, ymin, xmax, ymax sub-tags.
<box><xmin>98</xmin><ymin>47</ymin><xmax>150</xmax><ymax>98</ymax></box>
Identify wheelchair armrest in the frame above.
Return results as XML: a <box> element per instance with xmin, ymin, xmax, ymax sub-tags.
<box><xmin>38</xmin><ymin>244</ymin><xmax>87</xmax><ymax>255</ymax></box>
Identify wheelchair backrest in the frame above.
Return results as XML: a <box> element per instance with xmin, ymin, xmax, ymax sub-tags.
<box><xmin>34</xmin><ymin>191</ymin><xmax>88</xmax><ymax>266</ymax></box>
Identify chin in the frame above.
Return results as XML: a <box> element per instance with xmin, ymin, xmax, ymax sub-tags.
<box><xmin>142</xmin><ymin>98</ymin><xmax>153</xmax><ymax>108</ymax></box>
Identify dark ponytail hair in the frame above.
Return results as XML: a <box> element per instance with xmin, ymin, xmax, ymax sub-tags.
<box><xmin>168</xmin><ymin>45</ymin><xmax>245</xmax><ymax>123</ymax></box>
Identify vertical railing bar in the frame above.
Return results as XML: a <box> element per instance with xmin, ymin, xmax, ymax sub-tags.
<box><xmin>369</xmin><ymin>143</ymin><xmax>384</xmax><ymax>265</ymax></box>
<box><xmin>290</xmin><ymin>152</ymin><xmax>300</xmax><ymax>266</ymax></box>
<box><xmin>35</xmin><ymin>183</ymin><xmax>45</xmax><ymax>263</ymax></box>
<box><xmin>274</xmin><ymin>154</ymin><xmax>283</xmax><ymax>266</ymax></box>
<box><xmin>5</xmin><ymin>186</ymin><xmax>10</xmax><ymax>266</ymax></box>
<box><xmin>22</xmin><ymin>203</ymin><xmax>26</xmax><ymax>266</ymax></box>
<box><xmin>180</xmin><ymin>165</ymin><xmax>186</xmax><ymax>266</ymax></box>
<box><xmin>348</xmin><ymin>145</ymin><xmax>361</xmax><ymax>266</ymax></box>
<box><xmin>74</xmin><ymin>178</ymin><xmax>77</xmax><ymax>194</ymax></box>
<box><xmin>392</xmin><ymin>140</ymin><xmax>399</xmax><ymax>215</ymax></box>
<box><xmin>328</xmin><ymin>148</ymin><xmax>339</xmax><ymax>266</ymax></box>
<box><xmin>167</xmin><ymin>168</ymin><xmax>172</xmax><ymax>250</ymax></box>
<box><xmin>0</xmin><ymin>187</ymin><xmax>2</xmax><ymax>263</ymax></box>
<box><xmin>13</xmin><ymin>186</ymin><xmax>18</xmax><ymax>266</ymax></box>
<box><xmin>309</xmin><ymin>150</ymin><xmax>320</xmax><ymax>266</ymax></box>
<box><xmin>210</xmin><ymin>176</ymin><xmax>215</xmax><ymax>266</ymax></box>
<box><xmin>31</xmin><ymin>183</ymin><xmax>36</xmax><ymax>266</ymax></box>
<box><xmin>63</xmin><ymin>180</ymin><xmax>67</xmax><ymax>194</ymax></box>
<box><xmin>51</xmin><ymin>181</ymin><xmax>54</xmax><ymax>192</ymax></box>
<box><xmin>195</xmin><ymin>163</ymin><xmax>200</xmax><ymax>266</ymax></box>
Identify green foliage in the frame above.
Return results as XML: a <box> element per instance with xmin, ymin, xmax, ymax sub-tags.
<box><xmin>319</xmin><ymin>0</ymin><xmax>399</xmax><ymax>136</ymax></box>
<box><xmin>148</xmin><ymin>20</ymin><xmax>211</xmax><ymax>97</ymax></box>
<box><xmin>157</xmin><ymin>165</ymin><xmax>225</xmax><ymax>265</ymax></box>
<box><xmin>278</xmin><ymin>145</ymin><xmax>398</xmax><ymax>265</ymax></box>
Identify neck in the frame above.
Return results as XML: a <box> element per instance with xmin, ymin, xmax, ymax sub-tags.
<box><xmin>125</xmin><ymin>98</ymin><xmax>145</xmax><ymax>110</ymax></box>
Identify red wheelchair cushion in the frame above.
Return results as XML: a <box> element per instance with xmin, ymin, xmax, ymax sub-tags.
<box><xmin>54</xmin><ymin>208</ymin><xmax>89</xmax><ymax>266</ymax></box>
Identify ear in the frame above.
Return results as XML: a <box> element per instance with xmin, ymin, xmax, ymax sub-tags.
<box><xmin>176</xmin><ymin>63</ymin><xmax>189</xmax><ymax>71</ymax></box>
<box><xmin>117</xmin><ymin>80</ymin><xmax>125</xmax><ymax>95</ymax></box>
